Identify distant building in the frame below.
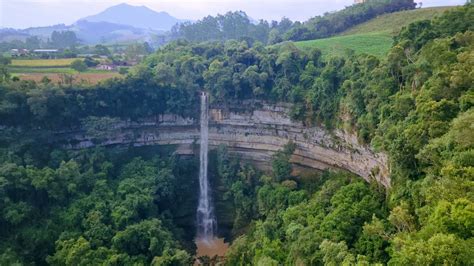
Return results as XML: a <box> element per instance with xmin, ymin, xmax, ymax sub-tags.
<box><xmin>77</xmin><ymin>54</ymin><xmax>98</xmax><ymax>58</ymax></box>
<box><xmin>96</xmin><ymin>64</ymin><xmax>116</xmax><ymax>71</ymax></box>
<box><xmin>33</xmin><ymin>49</ymin><xmax>59</xmax><ymax>54</ymax></box>
<box><xmin>33</xmin><ymin>49</ymin><xmax>59</xmax><ymax>58</ymax></box>
<box><xmin>10</xmin><ymin>49</ymin><xmax>29</xmax><ymax>57</ymax></box>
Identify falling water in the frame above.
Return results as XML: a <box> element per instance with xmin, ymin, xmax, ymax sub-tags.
<box><xmin>196</xmin><ymin>92</ymin><xmax>216</xmax><ymax>241</ymax></box>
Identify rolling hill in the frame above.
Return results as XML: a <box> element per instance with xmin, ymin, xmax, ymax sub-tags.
<box><xmin>295</xmin><ymin>6</ymin><xmax>455</xmax><ymax>58</ymax></box>
<box><xmin>340</xmin><ymin>6</ymin><xmax>453</xmax><ymax>36</ymax></box>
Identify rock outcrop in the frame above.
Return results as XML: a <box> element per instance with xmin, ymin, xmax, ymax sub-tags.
<box><xmin>61</xmin><ymin>101</ymin><xmax>390</xmax><ymax>187</ymax></box>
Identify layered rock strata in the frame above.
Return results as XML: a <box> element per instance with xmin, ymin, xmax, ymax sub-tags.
<box><xmin>61</xmin><ymin>101</ymin><xmax>390</xmax><ymax>187</ymax></box>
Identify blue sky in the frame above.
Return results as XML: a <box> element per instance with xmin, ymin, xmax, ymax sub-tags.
<box><xmin>0</xmin><ymin>0</ymin><xmax>468</xmax><ymax>29</ymax></box>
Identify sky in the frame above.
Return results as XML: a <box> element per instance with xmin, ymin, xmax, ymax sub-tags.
<box><xmin>0</xmin><ymin>0</ymin><xmax>468</xmax><ymax>29</ymax></box>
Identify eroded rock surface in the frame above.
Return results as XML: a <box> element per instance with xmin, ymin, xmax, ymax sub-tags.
<box><xmin>60</xmin><ymin>101</ymin><xmax>390</xmax><ymax>187</ymax></box>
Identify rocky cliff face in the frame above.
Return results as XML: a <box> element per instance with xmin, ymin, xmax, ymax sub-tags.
<box><xmin>61</xmin><ymin>101</ymin><xmax>390</xmax><ymax>187</ymax></box>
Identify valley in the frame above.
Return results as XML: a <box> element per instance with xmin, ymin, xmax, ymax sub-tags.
<box><xmin>0</xmin><ymin>1</ymin><xmax>472</xmax><ymax>265</ymax></box>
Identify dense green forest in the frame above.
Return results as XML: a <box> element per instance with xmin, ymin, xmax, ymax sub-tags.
<box><xmin>0</xmin><ymin>147</ymin><xmax>199</xmax><ymax>265</ymax></box>
<box><xmin>0</xmin><ymin>2</ymin><xmax>473</xmax><ymax>265</ymax></box>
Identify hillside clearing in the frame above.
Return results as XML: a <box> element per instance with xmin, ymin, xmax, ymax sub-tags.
<box><xmin>294</xmin><ymin>7</ymin><xmax>455</xmax><ymax>58</ymax></box>
<box><xmin>294</xmin><ymin>32</ymin><xmax>393</xmax><ymax>58</ymax></box>
<box><xmin>341</xmin><ymin>6</ymin><xmax>454</xmax><ymax>36</ymax></box>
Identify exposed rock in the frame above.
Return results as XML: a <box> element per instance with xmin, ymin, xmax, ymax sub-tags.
<box><xmin>59</xmin><ymin>101</ymin><xmax>390</xmax><ymax>187</ymax></box>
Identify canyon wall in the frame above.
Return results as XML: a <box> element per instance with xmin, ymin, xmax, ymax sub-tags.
<box><xmin>60</xmin><ymin>101</ymin><xmax>390</xmax><ymax>187</ymax></box>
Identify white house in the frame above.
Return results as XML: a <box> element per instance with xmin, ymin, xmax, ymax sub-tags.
<box><xmin>96</xmin><ymin>64</ymin><xmax>116</xmax><ymax>71</ymax></box>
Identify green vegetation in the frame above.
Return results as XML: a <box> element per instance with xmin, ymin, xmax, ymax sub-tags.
<box><xmin>70</xmin><ymin>59</ymin><xmax>88</xmax><ymax>72</ymax></box>
<box><xmin>341</xmin><ymin>6</ymin><xmax>453</xmax><ymax>36</ymax></box>
<box><xmin>9</xmin><ymin>59</ymin><xmax>86</xmax><ymax>76</ymax></box>
<box><xmin>294</xmin><ymin>32</ymin><xmax>393</xmax><ymax>58</ymax></box>
<box><xmin>8</xmin><ymin>67</ymin><xmax>113</xmax><ymax>75</ymax></box>
<box><xmin>211</xmin><ymin>145</ymin><xmax>389</xmax><ymax>265</ymax></box>
<box><xmin>295</xmin><ymin>6</ymin><xmax>456</xmax><ymax>58</ymax></box>
<box><xmin>172</xmin><ymin>11</ymin><xmax>271</xmax><ymax>43</ymax></box>
<box><xmin>172</xmin><ymin>0</ymin><xmax>416</xmax><ymax>44</ymax></box>
<box><xmin>11</xmin><ymin>58</ymin><xmax>82</xmax><ymax>67</ymax></box>
<box><xmin>225</xmin><ymin>171</ymin><xmax>386</xmax><ymax>265</ymax></box>
<box><xmin>284</xmin><ymin>0</ymin><xmax>416</xmax><ymax>42</ymax></box>
<box><xmin>9</xmin><ymin>67</ymin><xmax>77</xmax><ymax>74</ymax></box>
<box><xmin>49</xmin><ymin>30</ymin><xmax>79</xmax><ymax>49</ymax></box>
<box><xmin>8</xmin><ymin>57</ymin><xmax>116</xmax><ymax>84</ymax></box>
<box><xmin>0</xmin><ymin>147</ymin><xmax>196</xmax><ymax>264</ymax></box>
<box><xmin>0</xmin><ymin>3</ymin><xmax>472</xmax><ymax>265</ymax></box>
<box><xmin>0</xmin><ymin>56</ymin><xmax>11</xmax><ymax>82</ymax></box>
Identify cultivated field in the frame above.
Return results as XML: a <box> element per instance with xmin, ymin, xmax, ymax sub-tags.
<box><xmin>9</xmin><ymin>58</ymin><xmax>120</xmax><ymax>84</ymax></box>
<box><xmin>15</xmin><ymin>73</ymin><xmax>122</xmax><ymax>85</ymax></box>
<box><xmin>11</xmin><ymin>58</ymin><xmax>83</xmax><ymax>67</ymax></box>
<box><xmin>9</xmin><ymin>67</ymin><xmax>77</xmax><ymax>74</ymax></box>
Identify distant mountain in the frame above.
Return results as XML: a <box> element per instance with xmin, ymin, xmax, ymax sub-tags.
<box><xmin>0</xmin><ymin>21</ymin><xmax>163</xmax><ymax>45</ymax></box>
<box><xmin>71</xmin><ymin>20</ymin><xmax>159</xmax><ymax>44</ymax></box>
<box><xmin>79</xmin><ymin>3</ymin><xmax>185</xmax><ymax>31</ymax></box>
<box><xmin>0</xmin><ymin>3</ymin><xmax>190</xmax><ymax>45</ymax></box>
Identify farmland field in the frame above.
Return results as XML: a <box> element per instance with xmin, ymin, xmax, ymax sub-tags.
<box><xmin>8</xmin><ymin>58</ymin><xmax>120</xmax><ymax>84</ymax></box>
<box><xmin>15</xmin><ymin>73</ymin><xmax>122</xmax><ymax>85</ymax></box>
<box><xmin>9</xmin><ymin>67</ymin><xmax>77</xmax><ymax>74</ymax></box>
<box><xmin>11</xmin><ymin>58</ymin><xmax>83</xmax><ymax>67</ymax></box>
<box><xmin>9</xmin><ymin>67</ymin><xmax>115</xmax><ymax>74</ymax></box>
<box><xmin>294</xmin><ymin>32</ymin><xmax>393</xmax><ymax>58</ymax></box>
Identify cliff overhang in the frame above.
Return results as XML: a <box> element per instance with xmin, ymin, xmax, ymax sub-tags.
<box><xmin>59</xmin><ymin>101</ymin><xmax>390</xmax><ymax>187</ymax></box>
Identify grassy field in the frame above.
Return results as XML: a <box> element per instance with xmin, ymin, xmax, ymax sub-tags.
<box><xmin>294</xmin><ymin>32</ymin><xmax>393</xmax><ymax>58</ymax></box>
<box><xmin>10</xmin><ymin>67</ymin><xmax>114</xmax><ymax>74</ymax></box>
<box><xmin>8</xmin><ymin>57</ymin><xmax>120</xmax><ymax>84</ymax></box>
<box><xmin>9</xmin><ymin>67</ymin><xmax>77</xmax><ymax>74</ymax></box>
<box><xmin>8</xmin><ymin>58</ymin><xmax>120</xmax><ymax>84</ymax></box>
<box><xmin>11</xmin><ymin>58</ymin><xmax>83</xmax><ymax>67</ymax></box>
<box><xmin>341</xmin><ymin>6</ymin><xmax>453</xmax><ymax>36</ymax></box>
<box><xmin>294</xmin><ymin>7</ymin><xmax>454</xmax><ymax>58</ymax></box>
<box><xmin>14</xmin><ymin>73</ymin><xmax>122</xmax><ymax>85</ymax></box>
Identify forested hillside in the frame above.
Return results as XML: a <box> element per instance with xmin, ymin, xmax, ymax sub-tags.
<box><xmin>0</xmin><ymin>2</ymin><xmax>472</xmax><ymax>265</ymax></box>
<box><xmin>171</xmin><ymin>0</ymin><xmax>416</xmax><ymax>44</ymax></box>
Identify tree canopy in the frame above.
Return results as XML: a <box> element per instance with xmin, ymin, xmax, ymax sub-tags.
<box><xmin>0</xmin><ymin>3</ymin><xmax>472</xmax><ymax>265</ymax></box>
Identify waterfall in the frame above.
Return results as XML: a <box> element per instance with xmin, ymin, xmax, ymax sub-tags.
<box><xmin>197</xmin><ymin>92</ymin><xmax>216</xmax><ymax>241</ymax></box>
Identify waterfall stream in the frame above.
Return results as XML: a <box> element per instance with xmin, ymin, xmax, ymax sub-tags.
<box><xmin>196</xmin><ymin>92</ymin><xmax>216</xmax><ymax>241</ymax></box>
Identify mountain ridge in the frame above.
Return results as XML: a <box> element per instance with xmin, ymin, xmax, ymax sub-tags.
<box><xmin>79</xmin><ymin>3</ymin><xmax>185</xmax><ymax>31</ymax></box>
<box><xmin>0</xmin><ymin>3</ymin><xmax>186</xmax><ymax>45</ymax></box>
